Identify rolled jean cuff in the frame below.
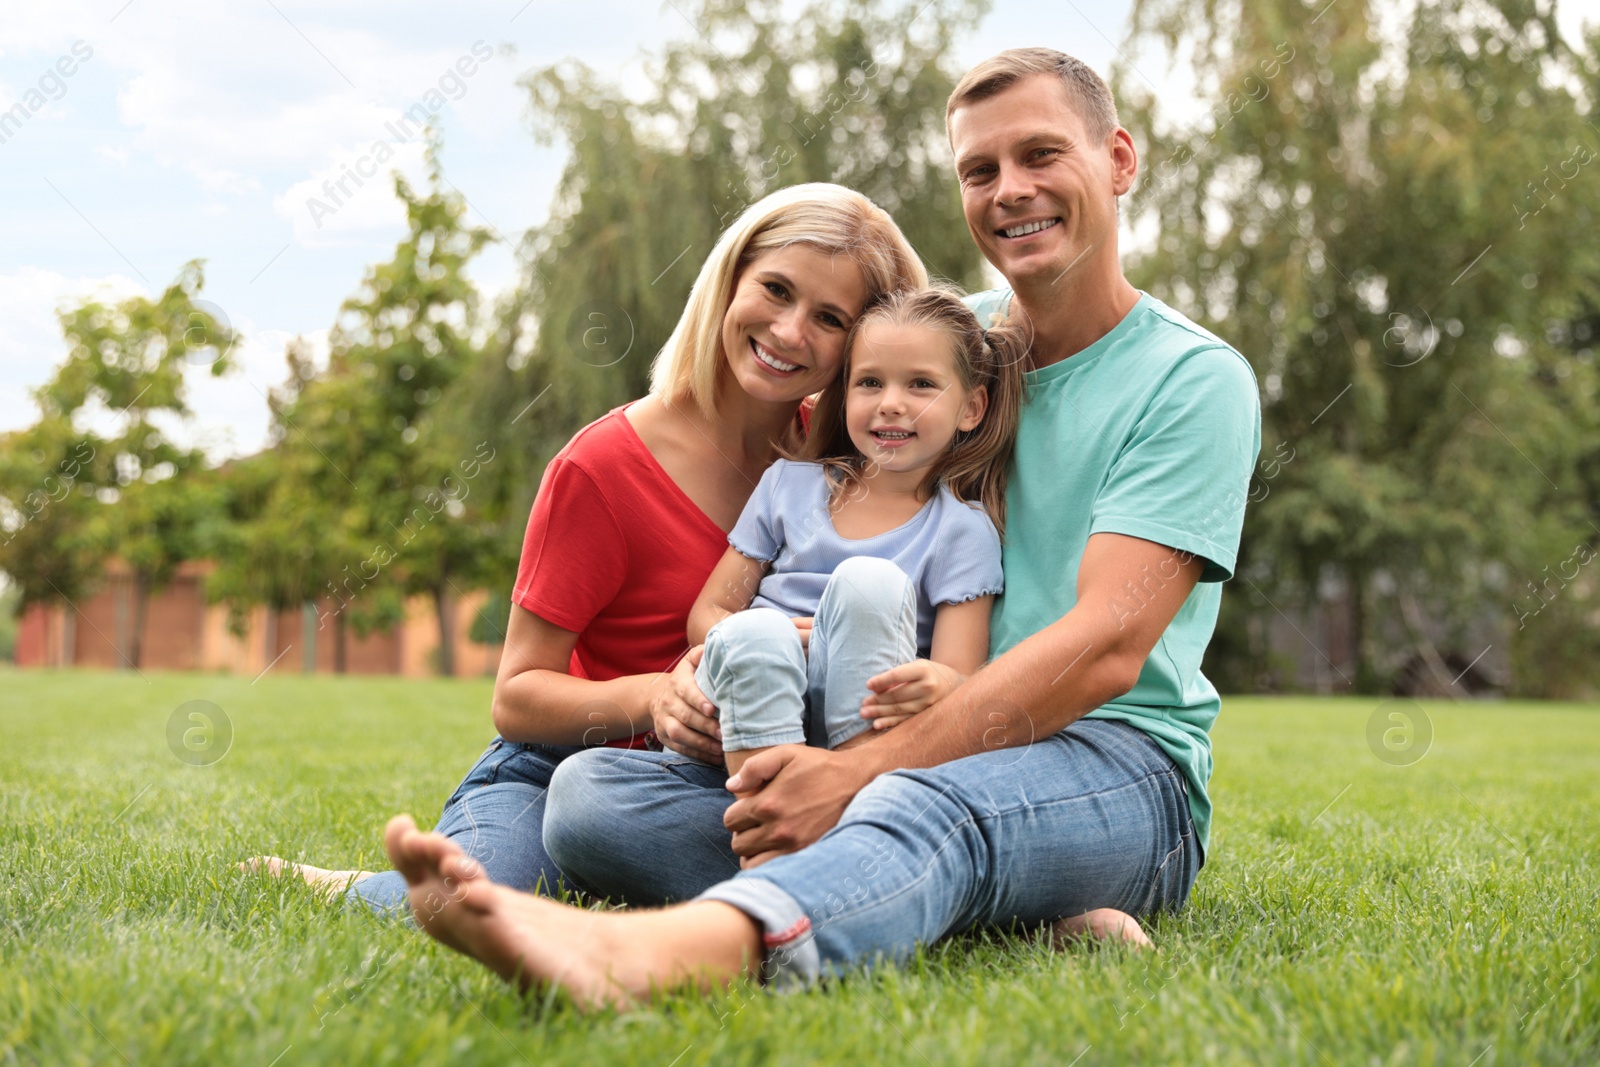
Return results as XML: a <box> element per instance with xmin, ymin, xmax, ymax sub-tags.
<box><xmin>825</xmin><ymin>717</ymin><xmax>872</xmax><ymax>749</ymax></box>
<box><xmin>722</xmin><ymin>725</ymin><xmax>808</xmax><ymax>752</ymax></box>
<box><xmin>695</xmin><ymin>876</ymin><xmax>819</xmax><ymax>989</ymax></box>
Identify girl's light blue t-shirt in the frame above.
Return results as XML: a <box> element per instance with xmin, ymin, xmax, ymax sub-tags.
<box><xmin>967</xmin><ymin>288</ymin><xmax>1261</xmax><ymax>854</ymax></box>
<box><xmin>728</xmin><ymin>459</ymin><xmax>1003</xmax><ymax>655</ymax></box>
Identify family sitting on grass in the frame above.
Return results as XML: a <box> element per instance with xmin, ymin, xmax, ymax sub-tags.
<box><xmin>251</xmin><ymin>47</ymin><xmax>1261</xmax><ymax>1008</ymax></box>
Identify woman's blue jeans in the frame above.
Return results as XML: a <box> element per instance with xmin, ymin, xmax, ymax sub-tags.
<box><xmin>349</xmin><ymin>738</ymin><xmax>581</xmax><ymax>912</ymax></box>
<box><xmin>543</xmin><ymin>717</ymin><xmax>1201</xmax><ymax>986</ymax></box>
<box><xmin>697</xmin><ymin>556</ymin><xmax>918</xmax><ymax>752</ymax></box>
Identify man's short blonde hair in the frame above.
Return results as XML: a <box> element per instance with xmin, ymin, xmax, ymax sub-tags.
<box><xmin>650</xmin><ymin>183</ymin><xmax>928</xmax><ymax>416</ymax></box>
<box><xmin>946</xmin><ymin>48</ymin><xmax>1119</xmax><ymax>140</ymax></box>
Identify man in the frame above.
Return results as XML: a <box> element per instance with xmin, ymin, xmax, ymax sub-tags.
<box><xmin>383</xmin><ymin>47</ymin><xmax>1261</xmax><ymax>1008</ymax></box>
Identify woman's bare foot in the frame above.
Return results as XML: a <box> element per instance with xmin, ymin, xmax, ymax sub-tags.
<box><xmin>383</xmin><ymin>815</ymin><xmax>762</xmax><ymax>1011</ymax></box>
<box><xmin>240</xmin><ymin>856</ymin><xmax>374</xmax><ymax>900</ymax></box>
<box><xmin>1048</xmin><ymin>907</ymin><xmax>1153</xmax><ymax>950</ymax></box>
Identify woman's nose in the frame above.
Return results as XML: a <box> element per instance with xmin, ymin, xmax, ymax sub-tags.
<box><xmin>769</xmin><ymin>307</ymin><xmax>805</xmax><ymax>349</ymax></box>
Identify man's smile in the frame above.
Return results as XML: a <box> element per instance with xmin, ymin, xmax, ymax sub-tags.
<box><xmin>997</xmin><ymin>217</ymin><xmax>1062</xmax><ymax>239</ymax></box>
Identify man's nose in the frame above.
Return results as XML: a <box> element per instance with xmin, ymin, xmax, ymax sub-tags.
<box><xmin>994</xmin><ymin>161</ymin><xmax>1036</xmax><ymax>207</ymax></box>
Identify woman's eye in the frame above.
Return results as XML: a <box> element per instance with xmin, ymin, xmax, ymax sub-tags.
<box><xmin>764</xmin><ymin>281</ymin><xmax>788</xmax><ymax>298</ymax></box>
<box><xmin>820</xmin><ymin>312</ymin><xmax>844</xmax><ymax>328</ymax></box>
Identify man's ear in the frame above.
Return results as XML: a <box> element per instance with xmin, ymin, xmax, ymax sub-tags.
<box><xmin>959</xmin><ymin>384</ymin><xmax>989</xmax><ymax>432</ymax></box>
<box><xmin>1110</xmin><ymin>127</ymin><xmax>1138</xmax><ymax>197</ymax></box>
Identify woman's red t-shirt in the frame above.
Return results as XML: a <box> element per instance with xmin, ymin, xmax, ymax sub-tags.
<box><xmin>511</xmin><ymin>404</ymin><xmax>729</xmax><ymax>747</ymax></box>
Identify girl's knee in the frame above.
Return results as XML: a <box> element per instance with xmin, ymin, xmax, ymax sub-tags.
<box><xmin>821</xmin><ymin>557</ymin><xmax>911</xmax><ymax>612</ymax></box>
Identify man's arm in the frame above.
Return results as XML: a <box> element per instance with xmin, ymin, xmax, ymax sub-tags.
<box><xmin>723</xmin><ymin>532</ymin><xmax>1205</xmax><ymax>863</ymax></box>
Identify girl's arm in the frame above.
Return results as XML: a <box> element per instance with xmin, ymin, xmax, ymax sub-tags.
<box><xmin>489</xmin><ymin>604</ymin><xmax>661</xmax><ymax>745</ymax></box>
<box><xmin>861</xmin><ymin>595</ymin><xmax>993</xmax><ymax>729</ymax></box>
<box><xmin>688</xmin><ymin>547</ymin><xmax>770</xmax><ymax>645</ymax></box>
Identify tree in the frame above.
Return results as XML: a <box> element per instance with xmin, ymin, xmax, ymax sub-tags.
<box><xmin>213</xmin><ymin>156</ymin><xmax>497</xmax><ymax>674</ymax></box>
<box><xmin>0</xmin><ymin>261</ymin><xmax>236</xmax><ymax>667</ymax></box>
<box><xmin>1120</xmin><ymin>0</ymin><xmax>1600</xmax><ymax>695</ymax></box>
<box><xmin>458</xmin><ymin>0</ymin><xmax>991</xmax><ymax>548</ymax></box>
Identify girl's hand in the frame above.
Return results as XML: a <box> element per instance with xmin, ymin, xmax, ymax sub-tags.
<box><xmin>648</xmin><ymin>647</ymin><xmax>724</xmax><ymax>764</ymax></box>
<box><xmin>791</xmin><ymin>617</ymin><xmax>814</xmax><ymax>652</ymax></box>
<box><xmin>861</xmin><ymin>659</ymin><xmax>965</xmax><ymax>729</ymax></box>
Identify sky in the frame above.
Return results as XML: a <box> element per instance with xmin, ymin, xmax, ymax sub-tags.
<box><xmin>2</xmin><ymin>0</ymin><xmax>1596</xmax><ymax>461</ymax></box>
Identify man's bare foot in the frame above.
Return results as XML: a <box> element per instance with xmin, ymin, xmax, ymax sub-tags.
<box><xmin>1048</xmin><ymin>907</ymin><xmax>1153</xmax><ymax>950</ymax></box>
<box><xmin>383</xmin><ymin>814</ymin><xmax>762</xmax><ymax>1011</ymax></box>
<box><xmin>240</xmin><ymin>856</ymin><xmax>374</xmax><ymax>900</ymax></box>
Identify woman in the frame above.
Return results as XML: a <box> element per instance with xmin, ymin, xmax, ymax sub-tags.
<box><xmin>248</xmin><ymin>183</ymin><xmax>928</xmax><ymax>909</ymax></box>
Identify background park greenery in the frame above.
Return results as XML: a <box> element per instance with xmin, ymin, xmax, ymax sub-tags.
<box><xmin>1</xmin><ymin>0</ymin><xmax>1597</xmax><ymax>693</ymax></box>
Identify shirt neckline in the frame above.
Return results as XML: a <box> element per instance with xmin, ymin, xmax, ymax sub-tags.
<box><xmin>825</xmin><ymin>471</ymin><xmax>940</xmax><ymax>543</ymax></box>
<box><xmin>615</xmin><ymin>401</ymin><xmax>731</xmax><ymax>540</ymax></box>
<box><xmin>991</xmin><ymin>289</ymin><xmax>1154</xmax><ymax>385</ymax></box>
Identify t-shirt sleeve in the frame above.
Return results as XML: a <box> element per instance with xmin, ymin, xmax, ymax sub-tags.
<box><xmin>727</xmin><ymin>461</ymin><xmax>786</xmax><ymax>563</ymax></box>
<box><xmin>1089</xmin><ymin>346</ymin><xmax>1261</xmax><ymax>582</ymax></box>
<box><xmin>927</xmin><ymin>502</ymin><xmax>1005</xmax><ymax>606</ymax></box>
<box><xmin>510</xmin><ymin>456</ymin><xmax>628</xmax><ymax>632</ymax></box>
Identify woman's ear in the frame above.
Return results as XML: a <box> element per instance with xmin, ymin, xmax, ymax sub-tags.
<box><xmin>958</xmin><ymin>384</ymin><xmax>988</xmax><ymax>432</ymax></box>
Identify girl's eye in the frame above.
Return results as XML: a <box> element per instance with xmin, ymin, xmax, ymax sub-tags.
<box><xmin>854</xmin><ymin>377</ymin><xmax>880</xmax><ymax>388</ymax></box>
<box><xmin>913</xmin><ymin>379</ymin><xmax>937</xmax><ymax>389</ymax></box>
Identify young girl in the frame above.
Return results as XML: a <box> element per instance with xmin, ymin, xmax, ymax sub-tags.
<box><xmin>687</xmin><ymin>288</ymin><xmax>1027</xmax><ymax>774</ymax></box>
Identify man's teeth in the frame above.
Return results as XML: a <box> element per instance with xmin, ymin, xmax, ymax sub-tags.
<box><xmin>754</xmin><ymin>343</ymin><xmax>800</xmax><ymax>372</ymax></box>
<box><xmin>1001</xmin><ymin>218</ymin><xmax>1060</xmax><ymax>238</ymax></box>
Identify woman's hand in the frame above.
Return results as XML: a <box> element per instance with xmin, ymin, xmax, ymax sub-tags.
<box><xmin>648</xmin><ymin>646</ymin><xmax>724</xmax><ymax>764</ymax></box>
<box><xmin>861</xmin><ymin>659</ymin><xmax>965</xmax><ymax>730</ymax></box>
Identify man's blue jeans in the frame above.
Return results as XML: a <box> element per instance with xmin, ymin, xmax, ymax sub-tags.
<box><xmin>350</xmin><ymin>738</ymin><xmax>580</xmax><ymax>912</ymax></box>
<box><xmin>543</xmin><ymin>717</ymin><xmax>1201</xmax><ymax>985</ymax></box>
<box><xmin>698</xmin><ymin>556</ymin><xmax>918</xmax><ymax>753</ymax></box>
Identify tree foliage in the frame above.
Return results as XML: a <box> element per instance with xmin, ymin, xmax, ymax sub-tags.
<box><xmin>1121</xmin><ymin>0</ymin><xmax>1600</xmax><ymax>695</ymax></box>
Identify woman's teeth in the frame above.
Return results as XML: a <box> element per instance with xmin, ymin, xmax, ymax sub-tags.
<box><xmin>1001</xmin><ymin>218</ymin><xmax>1060</xmax><ymax>238</ymax></box>
<box><xmin>753</xmin><ymin>342</ymin><xmax>800</xmax><ymax>372</ymax></box>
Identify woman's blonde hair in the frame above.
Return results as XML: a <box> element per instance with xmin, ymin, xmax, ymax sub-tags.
<box><xmin>800</xmin><ymin>287</ymin><xmax>1029</xmax><ymax>532</ymax></box>
<box><xmin>649</xmin><ymin>183</ymin><xmax>929</xmax><ymax>416</ymax></box>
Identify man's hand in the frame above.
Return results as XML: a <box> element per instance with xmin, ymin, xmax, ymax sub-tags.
<box><xmin>647</xmin><ymin>646</ymin><xmax>723</xmax><ymax>764</ymax></box>
<box><xmin>861</xmin><ymin>659</ymin><xmax>964</xmax><ymax>729</ymax></box>
<box><xmin>723</xmin><ymin>745</ymin><xmax>875</xmax><ymax>867</ymax></box>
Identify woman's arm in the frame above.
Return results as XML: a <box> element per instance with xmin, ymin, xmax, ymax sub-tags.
<box><xmin>489</xmin><ymin>604</ymin><xmax>655</xmax><ymax>745</ymax></box>
<box><xmin>687</xmin><ymin>547</ymin><xmax>770</xmax><ymax>645</ymax></box>
<box><xmin>860</xmin><ymin>595</ymin><xmax>993</xmax><ymax>729</ymax></box>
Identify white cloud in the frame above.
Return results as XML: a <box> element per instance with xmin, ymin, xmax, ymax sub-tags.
<box><xmin>273</xmin><ymin>138</ymin><xmax>432</xmax><ymax>247</ymax></box>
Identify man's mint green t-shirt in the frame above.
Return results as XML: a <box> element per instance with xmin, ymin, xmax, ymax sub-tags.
<box><xmin>965</xmin><ymin>288</ymin><xmax>1261</xmax><ymax>854</ymax></box>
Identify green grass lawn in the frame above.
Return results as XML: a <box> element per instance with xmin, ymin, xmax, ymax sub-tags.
<box><xmin>2</xmin><ymin>668</ymin><xmax>1597</xmax><ymax>1065</ymax></box>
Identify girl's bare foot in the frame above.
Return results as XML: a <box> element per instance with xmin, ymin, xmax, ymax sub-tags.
<box><xmin>240</xmin><ymin>856</ymin><xmax>374</xmax><ymax>900</ymax></box>
<box><xmin>1049</xmin><ymin>907</ymin><xmax>1153</xmax><ymax>950</ymax></box>
<box><xmin>383</xmin><ymin>815</ymin><xmax>762</xmax><ymax>1011</ymax></box>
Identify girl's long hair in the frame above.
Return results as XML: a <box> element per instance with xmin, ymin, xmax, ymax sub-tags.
<box><xmin>799</xmin><ymin>287</ymin><xmax>1029</xmax><ymax>533</ymax></box>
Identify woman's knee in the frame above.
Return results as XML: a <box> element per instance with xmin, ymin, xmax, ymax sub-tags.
<box><xmin>542</xmin><ymin>751</ymin><xmax>616</xmax><ymax>872</ymax></box>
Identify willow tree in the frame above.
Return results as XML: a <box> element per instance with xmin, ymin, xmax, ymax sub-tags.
<box><xmin>1120</xmin><ymin>0</ymin><xmax>1600</xmax><ymax>695</ymax></box>
<box><xmin>459</xmin><ymin>0</ymin><xmax>989</xmax><ymax>568</ymax></box>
